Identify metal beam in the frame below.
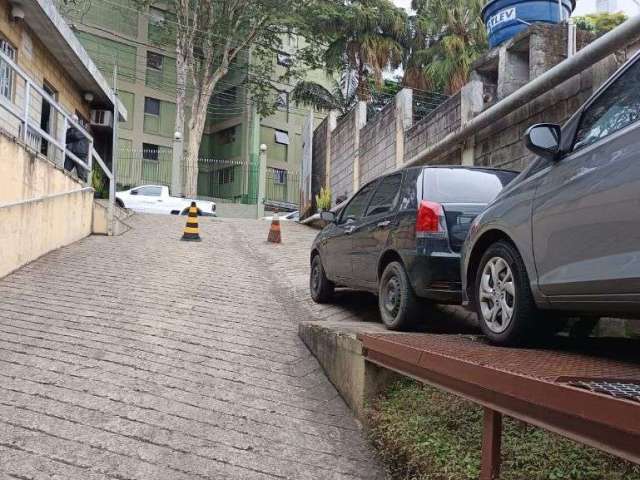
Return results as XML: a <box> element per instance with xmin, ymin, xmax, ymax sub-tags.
<box><xmin>360</xmin><ymin>334</ymin><xmax>640</xmax><ymax>467</ymax></box>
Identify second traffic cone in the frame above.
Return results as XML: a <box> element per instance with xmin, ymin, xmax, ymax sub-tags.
<box><xmin>267</xmin><ymin>212</ymin><xmax>281</xmax><ymax>244</ymax></box>
<box><xmin>181</xmin><ymin>201</ymin><xmax>201</xmax><ymax>242</ymax></box>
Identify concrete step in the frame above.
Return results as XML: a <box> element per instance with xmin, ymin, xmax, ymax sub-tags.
<box><xmin>92</xmin><ymin>200</ymin><xmax>132</xmax><ymax>236</ymax></box>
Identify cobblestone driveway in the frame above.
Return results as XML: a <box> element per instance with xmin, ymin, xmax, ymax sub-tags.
<box><xmin>0</xmin><ymin>215</ymin><xmax>386</xmax><ymax>480</ymax></box>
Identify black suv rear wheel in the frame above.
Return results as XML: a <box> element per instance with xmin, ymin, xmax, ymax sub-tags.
<box><xmin>378</xmin><ymin>261</ymin><xmax>419</xmax><ymax>330</ymax></box>
<box><xmin>310</xmin><ymin>255</ymin><xmax>334</xmax><ymax>303</ymax></box>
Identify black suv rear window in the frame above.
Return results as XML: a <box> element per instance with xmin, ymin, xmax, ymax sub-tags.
<box><xmin>422</xmin><ymin>168</ymin><xmax>517</xmax><ymax>204</ymax></box>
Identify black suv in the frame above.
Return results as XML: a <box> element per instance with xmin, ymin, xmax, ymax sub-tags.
<box><xmin>310</xmin><ymin>166</ymin><xmax>518</xmax><ymax>330</ymax></box>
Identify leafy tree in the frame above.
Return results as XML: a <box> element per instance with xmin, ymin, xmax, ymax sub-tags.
<box><xmin>403</xmin><ymin>0</ymin><xmax>487</xmax><ymax>94</ymax></box>
<box><xmin>291</xmin><ymin>74</ymin><xmax>358</xmax><ymax>115</ymax></box>
<box><xmin>573</xmin><ymin>12</ymin><xmax>627</xmax><ymax>37</ymax></box>
<box><xmin>291</xmin><ymin>75</ymin><xmax>406</xmax><ymax>118</ymax></box>
<box><xmin>132</xmin><ymin>0</ymin><xmax>309</xmax><ymax>196</ymax></box>
<box><xmin>59</xmin><ymin>0</ymin><xmax>309</xmax><ymax>196</ymax></box>
<box><xmin>176</xmin><ymin>0</ymin><xmax>310</xmax><ymax>196</ymax></box>
<box><xmin>303</xmin><ymin>0</ymin><xmax>407</xmax><ymax>101</ymax></box>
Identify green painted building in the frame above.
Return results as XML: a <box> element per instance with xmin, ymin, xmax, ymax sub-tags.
<box><xmin>59</xmin><ymin>0</ymin><xmax>331</xmax><ymax>209</ymax></box>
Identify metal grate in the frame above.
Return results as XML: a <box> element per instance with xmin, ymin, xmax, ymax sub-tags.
<box><xmin>567</xmin><ymin>379</ymin><xmax>640</xmax><ymax>403</ymax></box>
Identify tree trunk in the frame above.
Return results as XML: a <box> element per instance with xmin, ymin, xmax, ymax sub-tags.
<box><xmin>183</xmin><ymin>106</ymin><xmax>207</xmax><ymax>197</ymax></box>
<box><xmin>182</xmin><ymin>73</ymin><xmax>222</xmax><ymax>197</ymax></box>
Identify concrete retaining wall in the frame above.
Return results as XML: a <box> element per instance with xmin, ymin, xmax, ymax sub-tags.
<box><xmin>298</xmin><ymin>320</ymin><xmax>401</xmax><ymax>421</ymax></box>
<box><xmin>0</xmin><ymin>133</ymin><xmax>94</xmax><ymax>278</ymax></box>
<box><xmin>0</xmin><ymin>131</ymin><xmax>80</xmax><ymax>204</ymax></box>
<box><xmin>0</xmin><ymin>188</ymin><xmax>93</xmax><ymax>278</ymax></box>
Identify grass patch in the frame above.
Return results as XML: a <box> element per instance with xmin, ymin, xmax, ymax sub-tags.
<box><xmin>367</xmin><ymin>380</ymin><xmax>640</xmax><ymax>480</ymax></box>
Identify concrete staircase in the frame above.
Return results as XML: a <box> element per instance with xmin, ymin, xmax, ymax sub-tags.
<box><xmin>92</xmin><ymin>200</ymin><xmax>133</xmax><ymax>236</ymax></box>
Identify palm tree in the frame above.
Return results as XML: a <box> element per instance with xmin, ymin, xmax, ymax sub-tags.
<box><xmin>310</xmin><ymin>0</ymin><xmax>407</xmax><ymax>101</ymax></box>
<box><xmin>403</xmin><ymin>0</ymin><xmax>487</xmax><ymax>94</ymax></box>
<box><xmin>290</xmin><ymin>75</ymin><xmax>358</xmax><ymax>116</ymax></box>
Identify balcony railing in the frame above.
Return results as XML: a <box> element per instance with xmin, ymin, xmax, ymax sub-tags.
<box><xmin>0</xmin><ymin>48</ymin><xmax>116</xmax><ymax>233</ymax></box>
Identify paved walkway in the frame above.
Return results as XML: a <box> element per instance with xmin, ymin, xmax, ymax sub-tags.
<box><xmin>0</xmin><ymin>215</ymin><xmax>386</xmax><ymax>480</ymax></box>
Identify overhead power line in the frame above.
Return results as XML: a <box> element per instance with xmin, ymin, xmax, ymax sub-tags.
<box><xmin>73</xmin><ymin>0</ymin><xmax>449</xmax><ymax>100</ymax></box>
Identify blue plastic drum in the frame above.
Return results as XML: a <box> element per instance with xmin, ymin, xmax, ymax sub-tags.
<box><xmin>482</xmin><ymin>0</ymin><xmax>575</xmax><ymax>48</ymax></box>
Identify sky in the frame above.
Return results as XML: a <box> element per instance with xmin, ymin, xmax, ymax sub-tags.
<box><xmin>392</xmin><ymin>0</ymin><xmax>639</xmax><ymax>16</ymax></box>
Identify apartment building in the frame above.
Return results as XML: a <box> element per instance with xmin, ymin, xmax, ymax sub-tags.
<box><xmin>60</xmin><ymin>0</ymin><xmax>330</xmax><ymax>210</ymax></box>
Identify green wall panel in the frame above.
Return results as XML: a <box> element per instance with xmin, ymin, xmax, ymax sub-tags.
<box><xmin>260</xmin><ymin>126</ymin><xmax>287</xmax><ymax>163</ymax></box>
<box><xmin>61</xmin><ymin>0</ymin><xmax>138</xmax><ymax>37</ymax></box>
<box><xmin>201</xmin><ymin>124</ymin><xmax>243</xmax><ymax>159</ymax></box>
<box><xmin>76</xmin><ymin>32</ymin><xmax>136</xmax><ymax>86</ymax></box>
<box><xmin>146</xmin><ymin>55</ymin><xmax>176</xmax><ymax>93</ymax></box>
<box><xmin>148</xmin><ymin>8</ymin><xmax>177</xmax><ymax>46</ymax></box>
<box><xmin>143</xmin><ymin>100</ymin><xmax>175</xmax><ymax>137</ymax></box>
<box><xmin>117</xmin><ymin>90</ymin><xmax>134</xmax><ymax>130</ymax></box>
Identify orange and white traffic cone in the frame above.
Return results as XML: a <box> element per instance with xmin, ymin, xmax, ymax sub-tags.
<box><xmin>181</xmin><ymin>202</ymin><xmax>201</xmax><ymax>242</ymax></box>
<box><xmin>267</xmin><ymin>212</ymin><xmax>282</xmax><ymax>244</ymax></box>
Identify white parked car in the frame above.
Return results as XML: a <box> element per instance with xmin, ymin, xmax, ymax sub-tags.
<box><xmin>116</xmin><ymin>185</ymin><xmax>217</xmax><ymax>216</ymax></box>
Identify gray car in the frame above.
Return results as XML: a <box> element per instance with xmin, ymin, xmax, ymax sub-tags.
<box><xmin>461</xmin><ymin>48</ymin><xmax>640</xmax><ymax>346</ymax></box>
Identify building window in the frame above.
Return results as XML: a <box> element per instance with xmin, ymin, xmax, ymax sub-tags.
<box><xmin>142</xmin><ymin>143</ymin><xmax>159</xmax><ymax>160</ymax></box>
<box><xmin>275</xmin><ymin>91</ymin><xmax>288</xmax><ymax>110</ymax></box>
<box><xmin>273</xmin><ymin>168</ymin><xmax>287</xmax><ymax>185</ymax></box>
<box><xmin>218</xmin><ymin>166</ymin><xmax>234</xmax><ymax>184</ymax></box>
<box><xmin>146</xmin><ymin>51</ymin><xmax>163</xmax><ymax>71</ymax></box>
<box><xmin>276</xmin><ymin>52</ymin><xmax>292</xmax><ymax>67</ymax></box>
<box><xmin>149</xmin><ymin>8</ymin><xmax>165</xmax><ymax>27</ymax></box>
<box><xmin>0</xmin><ymin>38</ymin><xmax>16</xmax><ymax>100</ymax></box>
<box><xmin>144</xmin><ymin>97</ymin><xmax>160</xmax><ymax>116</ymax></box>
<box><xmin>274</xmin><ymin>130</ymin><xmax>290</xmax><ymax>145</ymax></box>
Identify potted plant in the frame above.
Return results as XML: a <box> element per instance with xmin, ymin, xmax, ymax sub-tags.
<box><xmin>315</xmin><ymin>186</ymin><xmax>332</xmax><ymax>213</ymax></box>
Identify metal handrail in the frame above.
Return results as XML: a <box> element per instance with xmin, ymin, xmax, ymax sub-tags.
<box><xmin>0</xmin><ymin>48</ymin><xmax>118</xmax><ymax>234</ymax></box>
<box><xmin>91</xmin><ymin>148</ymin><xmax>115</xmax><ymax>236</ymax></box>
<box><xmin>0</xmin><ymin>48</ymin><xmax>94</xmax><ymax>173</ymax></box>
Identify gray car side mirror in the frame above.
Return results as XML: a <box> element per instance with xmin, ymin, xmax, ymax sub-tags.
<box><xmin>320</xmin><ymin>211</ymin><xmax>336</xmax><ymax>223</ymax></box>
<box><xmin>525</xmin><ymin>123</ymin><xmax>562</xmax><ymax>161</ymax></box>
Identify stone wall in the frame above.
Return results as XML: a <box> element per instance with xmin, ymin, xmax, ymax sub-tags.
<box><xmin>330</xmin><ymin>108</ymin><xmax>359</xmax><ymax>203</ymax></box>
<box><xmin>311</xmin><ymin>23</ymin><xmax>639</xmax><ymax>196</ymax></box>
<box><xmin>359</xmin><ymin>101</ymin><xmax>397</xmax><ymax>184</ymax></box>
<box><xmin>474</xmin><ymin>32</ymin><xmax>638</xmax><ymax>171</ymax></box>
<box><xmin>311</xmin><ymin>116</ymin><xmax>329</xmax><ymax>209</ymax></box>
<box><xmin>404</xmin><ymin>92</ymin><xmax>462</xmax><ymax>165</ymax></box>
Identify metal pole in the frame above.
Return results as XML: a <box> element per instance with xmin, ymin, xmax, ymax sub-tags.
<box><xmin>257</xmin><ymin>144</ymin><xmax>267</xmax><ymax>219</ymax></box>
<box><xmin>22</xmin><ymin>82</ymin><xmax>30</xmax><ymax>143</ymax></box>
<box><xmin>558</xmin><ymin>0</ymin><xmax>563</xmax><ymax>23</ymax></box>
<box><xmin>171</xmin><ymin>136</ymin><xmax>183</xmax><ymax>197</ymax></box>
<box><xmin>480</xmin><ymin>408</ymin><xmax>503</xmax><ymax>480</ymax></box>
<box><xmin>405</xmin><ymin>14</ymin><xmax>640</xmax><ymax>168</ymax></box>
<box><xmin>567</xmin><ymin>21</ymin><xmax>577</xmax><ymax>58</ymax></box>
<box><xmin>61</xmin><ymin>115</ymin><xmax>67</xmax><ymax>172</ymax></box>
<box><xmin>107</xmin><ymin>64</ymin><xmax>118</xmax><ymax>236</ymax></box>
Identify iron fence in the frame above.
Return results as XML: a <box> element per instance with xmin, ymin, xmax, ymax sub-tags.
<box><xmin>265</xmin><ymin>167</ymin><xmax>300</xmax><ymax>207</ymax></box>
<box><xmin>117</xmin><ymin>147</ymin><xmax>173</xmax><ymax>187</ymax></box>
<box><xmin>116</xmin><ymin>149</ymin><xmax>259</xmax><ymax>203</ymax></box>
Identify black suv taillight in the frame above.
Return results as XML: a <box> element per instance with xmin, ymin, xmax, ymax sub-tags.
<box><xmin>416</xmin><ymin>200</ymin><xmax>447</xmax><ymax>238</ymax></box>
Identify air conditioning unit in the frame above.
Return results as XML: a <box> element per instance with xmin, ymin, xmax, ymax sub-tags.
<box><xmin>90</xmin><ymin>109</ymin><xmax>113</xmax><ymax>128</ymax></box>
